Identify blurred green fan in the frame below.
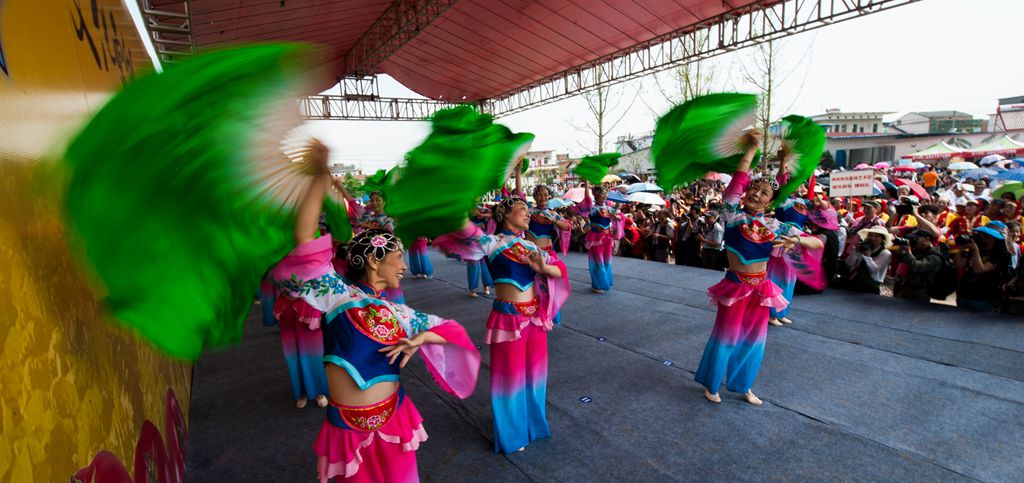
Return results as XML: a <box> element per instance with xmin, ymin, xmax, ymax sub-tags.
<box><xmin>772</xmin><ymin>115</ymin><xmax>826</xmax><ymax>207</ymax></box>
<box><xmin>573</xmin><ymin>153</ymin><xmax>621</xmax><ymax>185</ymax></box>
<box><xmin>60</xmin><ymin>43</ymin><xmax>326</xmax><ymax>359</ymax></box>
<box><xmin>385</xmin><ymin>105</ymin><xmax>534</xmax><ymax>243</ymax></box>
<box><xmin>651</xmin><ymin>93</ymin><xmax>760</xmax><ymax>189</ymax></box>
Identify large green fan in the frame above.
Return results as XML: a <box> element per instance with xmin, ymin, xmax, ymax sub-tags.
<box><xmin>60</xmin><ymin>43</ymin><xmax>321</xmax><ymax>359</ymax></box>
<box><xmin>771</xmin><ymin>115</ymin><xmax>826</xmax><ymax>207</ymax></box>
<box><xmin>651</xmin><ymin>93</ymin><xmax>760</xmax><ymax>189</ymax></box>
<box><xmin>573</xmin><ymin>153</ymin><xmax>621</xmax><ymax>185</ymax></box>
<box><xmin>361</xmin><ymin>169</ymin><xmax>392</xmax><ymax>195</ymax></box>
<box><xmin>385</xmin><ymin>105</ymin><xmax>534</xmax><ymax>243</ymax></box>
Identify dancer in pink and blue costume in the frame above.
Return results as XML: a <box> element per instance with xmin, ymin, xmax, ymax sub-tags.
<box><xmin>434</xmin><ymin>195</ymin><xmax>570</xmax><ymax>453</ymax></box>
<box><xmin>695</xmin><ymin>131</ymin><xmax>822</xmax><ymax>405</ymax></box>
<box><xmin>333</xmin><ymin>182</ymin><xmax>407</xmax><ymax>304</ymax></box>
<box><xmin>407</xmin><ymin>237</ymin><xmax>433</xmax><ymax>279</ymax></box>
<box><xmin>466</xmin><ymin>204</ymin><xmax>496</xmax><ymax>297</ymax></box>
<box><xmin>526</xmin><ymin>185</ymin><xmax>571</xmax><ymax>324</ymax></box>
<box><xmin>277</xmin><ymin>143</ymin><xmax>480</xmax><ymax>482</ymax></box>
<box><xmin>577</xmin><ymin>183</ymin><xmax>622</xmax><ymax>293</ymax></box>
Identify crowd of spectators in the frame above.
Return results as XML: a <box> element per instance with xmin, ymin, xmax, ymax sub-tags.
<box><xmin>540</xmin><ymin>162</ymin><xmax>1024</xmax><ymax>315</ymax></box>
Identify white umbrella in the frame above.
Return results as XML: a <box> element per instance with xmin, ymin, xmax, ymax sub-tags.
<box><xmin>718</xmin><ymin>173</ymin><xmax>733</xmax><ymax>185</ymax></box>
<box><xmin>978</xmin><ymin>154</ymin><xmax>1006</xmax><ymax>166</ymax></box>
<box><xmin>625</xmin><ymin>182</ymin><xmax>663</xmax><ymax>194</ymax></box>
<box><xmin>948</xmin><ymin>161</ymin><xmax>979</xmax><ymax>170</ymax></box>
<box><xmin>626</xmin><ymin>192</ymin><xmax>665</xmax><ymax>205</ymax></box>
<box><xmin>911</xmin><ymin>161</ymin><xmax>927</xmax><ymax>169</ymax></box>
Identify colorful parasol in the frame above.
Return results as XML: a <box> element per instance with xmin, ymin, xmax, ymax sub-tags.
<box><xmin>651</xmin><ymin>93</ymin><xmax>759</xmax><ymax>189</ymax></box>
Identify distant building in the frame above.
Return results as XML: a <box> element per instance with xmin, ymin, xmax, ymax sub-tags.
<box><xmin>522</xmin><ymin>149</ymin><xmax>559</xmax><ymax>186</ymax></box>
<box><xmin>893</xmin><ymin>111</ymin><xmax>983</xmax><ymax>134</ymax></box>
<box><xmin>329</xmin><ymin>163</ymin><xmax>362</xmax><ymax>176</ymax></box>
<box><xmin>990</xmin><ymin>95</ymin><xmax>1024</xmax><ymax>132</ymax></box>
<box><xmin>615</xmin><ymin>132</ymin><xmax>655</xmax><ymax>176</ymax></box>
<box><xmin>809</xmin><ymin>109</ymin><xmax>893</xmax><ymax>134</ymax></box>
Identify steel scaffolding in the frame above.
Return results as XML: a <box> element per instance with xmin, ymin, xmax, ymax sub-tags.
<box><xmin>345</xmin><ymin>0</ymin><xmax>457</xmax><ymax>76</ymax></box>
<box><xmin>137</xmin><ymin>1</ymin><xmax>195</xmax><ymax>64</ymax></box>
<box><xmin>481</xmin><ymin>0</ymin><xmax>922</xmax><ymax>117</ymax></box>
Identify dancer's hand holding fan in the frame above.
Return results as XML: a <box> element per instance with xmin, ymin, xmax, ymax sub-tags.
<box><xmin>59</xmin><ymin>43</ymin><xmax>337</xmax><ymax>359</ymax></box>
<box><xmin>771</xmin><ymin>115</ymin><xmax>826</xmax><ymax>207</ymax></box>
<box><xmin>651</xmin><ymin>93</ymin><xmax>760</xmax><ymax>188</ymax></box>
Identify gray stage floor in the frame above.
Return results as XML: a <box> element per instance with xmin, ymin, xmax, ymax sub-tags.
<box><xmin>186</xmin><ymin>251</ymin><xmax>1024</xmax><ymax>482</ymax></box>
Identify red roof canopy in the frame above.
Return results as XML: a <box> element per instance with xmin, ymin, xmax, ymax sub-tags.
<box><xmin>175</xmin><ymin>0</ymin><xmax>772</xmax><ymax>99</ymax></box>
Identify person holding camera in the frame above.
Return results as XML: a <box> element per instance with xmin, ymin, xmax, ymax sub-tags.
<box><xmin>891</xmin><ymin>230</ymin><xmax>944</xmax><ymax>301</ymax></box>
<box><xmin>844</xmin><ymin>226</ymin><xmax>892</xmax><ymax>294</ymax></box>
<box><xmin>954</xmin><ymin>224</ymin><xmax>1013</xmax><ymax>311</ymax></box>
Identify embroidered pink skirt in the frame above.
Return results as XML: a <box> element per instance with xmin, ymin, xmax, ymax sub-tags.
<box><xmin>315</xmin><ymin>389</ymin><xmax>427</xmax><ymax>483</ymax></box>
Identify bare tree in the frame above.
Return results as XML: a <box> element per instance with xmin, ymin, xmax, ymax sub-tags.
<box><xmin>739</xmin><ymin>36</ymin><xmax>815</xmax><ymax>162</ymax></box>
<box><xmin>571</xmin><ymin>73</ymin><xmax>643</xmax><ymax>155</ymax></box>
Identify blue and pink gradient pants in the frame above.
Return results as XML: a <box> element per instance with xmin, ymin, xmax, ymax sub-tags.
<box><xmin>279</xmin><ymin>316</ymin><xmax>329</xmax><ymax>401</ymax></box>
<box><xmin>695</xmin><ymin>278</ymin><xmax>770</xmax><ymax>395</ymax></box>
<box><xmin>489</xmin><ymin>322</ymin><xmax>550</xmax><ymax>453</ymax></box>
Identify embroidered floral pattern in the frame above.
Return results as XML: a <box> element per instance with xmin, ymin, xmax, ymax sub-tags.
<box><xmin>349</xmin><ymin>303</ymin><xmax>407</xmax><ymax>344</ymax></box>
<box><xmin>740</xmin><ymin>220</ymin><xmax>776</xmax><ymax>243</ymax></box>
<box><xmin>501</xmin><ymin>243</ymin><xmax>533</xmax><ymax>264</ymax></box>
<box><xmin>276</xmin><ymin>273</ymin><xmax>348</xmax><ymax>298</ymax></box>
<box><xmin>341</xmin><ymin>395</ymin><xmax>398</xmax><ymax>432</ymax></box>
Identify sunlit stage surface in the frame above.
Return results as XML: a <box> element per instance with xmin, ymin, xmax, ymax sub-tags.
<box><xmin>186</xmin><ymin>251</ymin><xmax>1023</xmax><ymax>482</ymax></box>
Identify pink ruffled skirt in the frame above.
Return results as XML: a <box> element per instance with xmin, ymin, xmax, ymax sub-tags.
<box><xmin>315</xmin><ymin>390</ymin><xmax>426</xmax><ymax>483</ymax></box>
<box><xmin>485</xmin><ymin>298</ymin><xmax>550</xmax><ymax>344</ymax></box>
<box><xmin>706</xmin><ymin>270</ymin><xmax>788</xmax><ymax>310</ymax></box>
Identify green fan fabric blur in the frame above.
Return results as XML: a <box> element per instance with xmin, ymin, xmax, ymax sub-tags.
<box><xmin>573</xmin><ymin>153</ymin><xmax>621</xmax><ymax>185</ymax></box>
<box><xmin>651</xmin><ymin>93</ymin><xmax>760</xmax><ymax>189</ymax></box>
<box><xmin>60</xmin><ymin>43</ymin><xmax>321</xmax><ymax>359</ymax></box>
<box><xmin>772</xmin><ymin>115</ymin><xmax>826</xmax><ymax>207</ymax></box>
<box><xmin>385</xmin><ymin>105</ymin><xmax>534</xmax><ymax>243</ymax></box>
<box><xmin>361</xmin><ymin>169</ymin><xmax>392</xmax><ymax>195</ymax></box>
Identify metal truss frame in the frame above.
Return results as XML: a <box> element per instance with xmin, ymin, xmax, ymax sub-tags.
<box><xmin>344</xmin><ymin>0</ymin><xmax>457</xmax><ymax>76</ymax></box>
<box><xmin>481</xmin><ymin>0</ymin><xmax>922</xmax><ymax>117</ymax></box>
<box><xmin>136</xmin><ymin>0</ymin><xmax>195</xmax><ymax>64</ymax></box>
<box><xmin>300</xmin><ymin>94</ymin><xmax>459</xmax><ymax>121</ymax></box>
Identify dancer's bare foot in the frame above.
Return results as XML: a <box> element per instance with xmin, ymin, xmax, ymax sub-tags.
<box><xmin>744</xmin><ymin>390</ymin><xmax>763</xmax><ymax>406</ymax></box>
<box><xmin>779</xmin><ymin>316</ymin><xmax>793</xmax><ymax>325</ymax></box>
<box><xmin>592</xmin><ymin>288</ymin><xmax>606</xmax><ymax>294</ymax></box>
<box><xmin>484</xmin><ymin>286</ymin><xmax>491</xmax><ymax>295</ymax></box>
<box><xmin>295</xmin><ymin>397</ymin><xmax>308</xmax><ymax>409</ymax></box>
<box><xmin>704</xmin><ymin>388</ymin><xmax>721</xmax><ymax>403</ymax></box>
<box><xmin>768</xmin><ymin>317</ymin><xmax>783</xmax><ymax>326</ymax></box>
<box><xmin>517</xmin><ymin>447</ymin><xmax>525</xmax><ymax>452</ymax></box>
<box><xmin>315</xmin><ymin>395</ymin><xmax>329</xmax><ymax>408</ymax></box>
<box><xmin>468</xmin><ymin>290</ymin><xmax>478</xmax><ymax>298</ymax></box>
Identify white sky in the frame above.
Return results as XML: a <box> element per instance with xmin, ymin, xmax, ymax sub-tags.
<box><xmin>303</xmin><ymin>0</ymin><xmax>1022</xmax><ymax>171</ymax></box>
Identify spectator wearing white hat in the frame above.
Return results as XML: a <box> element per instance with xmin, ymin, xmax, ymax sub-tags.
<box><xmin>844</xmin><ymin>226</ymin><xmax>892</xmax><ymax>294</ymax></box>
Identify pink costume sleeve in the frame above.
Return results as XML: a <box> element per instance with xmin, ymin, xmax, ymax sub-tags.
<box><xmin>418</xmin><ymin>321</ymin><xmax>481</xmax><ymax>399</ymax></box>
<box><xmin>536</xmin><ymin>250</ymin><xmax>571</xmax><ymax>325</ymax></box>
<box><xmin>723</xmin><ymin>171</ymin><xmax>751</xmax><ymax>204</ymax></box>
<box><xmin>576</xmin><ymin>195</ymin><xmax>593</xmax><ymax>216</ymax></box>
<box><xmin>485</xmin><ymin>218</ymin><xmax>497</xmax><ymax>235</ymax></box>
<box><xmin>558</xmin><ymin>227</ymin><xmax>571</xmax><ymax>256</ymax></box>
<box><xmin>776</xmin><ymin>170</ymin><xmax>791</xmax><ymax>187</ymax></box>
<box><xmin>431</xmin><ymin>222</ymin><xmax>488</xmax><ymax>261</ymax></box>
<box><xmin>781</xmin><ymin>227</ymin><xmax>826</xmax><ymax>290</ymax></box>
<box><xmin>269</xmin><ymin>235</ymin><xmax>350</xmax><ymax>330</ymax></box>
<box><xmin>345</xmin><ymin>197</ymin><xmax>364</xmax><ymax>222</ymax></box>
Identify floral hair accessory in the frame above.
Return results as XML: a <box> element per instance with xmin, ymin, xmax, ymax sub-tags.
<box><xmin>751</xmin><ymin>175</ymin><xmax>780</xmax><ymax>192</ymax></box>
<box><xmin>347</xmin><ymin>230</ymin><xmax>404</xmax><ymax>269</ymax></box>
<box><xmin>494</xmin><ymin>195</ymin><xmax>526</xmax><ymax>223</ymax></box>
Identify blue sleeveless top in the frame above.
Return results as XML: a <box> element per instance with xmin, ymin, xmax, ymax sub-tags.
<box><xmin>723</xmin><ymin>213</ymin><xmax>778</xmax><ymax>264</ymax></box>
<box><xmin>527</xmin><ymin>208</ymin><xmax>561</xmax><ymax>239</ymax></box>
<box><xmin>486</xmin><ymin>230</ymin><xmax>538</xmax><ymax>290</ymax></box>
<box><xmin>775</xmin><ymin>198</ymin><xmax>811</xmax><ymax>230</ymax></box>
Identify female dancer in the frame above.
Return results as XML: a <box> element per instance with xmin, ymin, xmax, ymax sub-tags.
<box><xmin>276</xmin><ymin>141</ymin><xmax>480</xmax><ymax>482</ymax></box>
<box><xmin>408</xmin><ymin>237</ymin><xmax>433</xmax><ymax>279</ymax></box>
<box><xmin>434</xmin><ymin>194</ymin><xmax>570</xmax><ymax>453</ymax></box>
<box><xmin>577</xmin><ymin>183</ymin><xmax>621</xmax><ymax>293</ymax></box>
<box><xmin>526</xmin><ymin>185</ymin><xmax>571</xmax><ymax>322</ymax></box>
<box><xmin>467</xmin><ymin>203</ymin><xmax>495</xmax><ymax>297</ymax></box>
<box><xmin>332</xmin><ymin>181</ymin><xmax>405</xmax><ymax>303</ymax></box>
<box><xmin>767</xmin><ymin>152</ymin><xmax>815</xmax><ymax>326</ymax></box>
<box><xmin>695</xmin><ymin>131</ymin><xmax>823</xmax><ymax>405</ymax></box>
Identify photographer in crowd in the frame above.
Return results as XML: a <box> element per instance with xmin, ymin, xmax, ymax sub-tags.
<box><xmin>954</xmin><ymin>222</ymin><xmax>1013</xmax><ymax>311</ymax></box>
<box><xmin>844</xmin><ymin>226</ymin><xmax>892</xmax><ymax>294</ymax></box>
<box><xmin>891</xmin><ymin>230</ymin><xmax>944</xmax><ymax>301</ymax></box>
